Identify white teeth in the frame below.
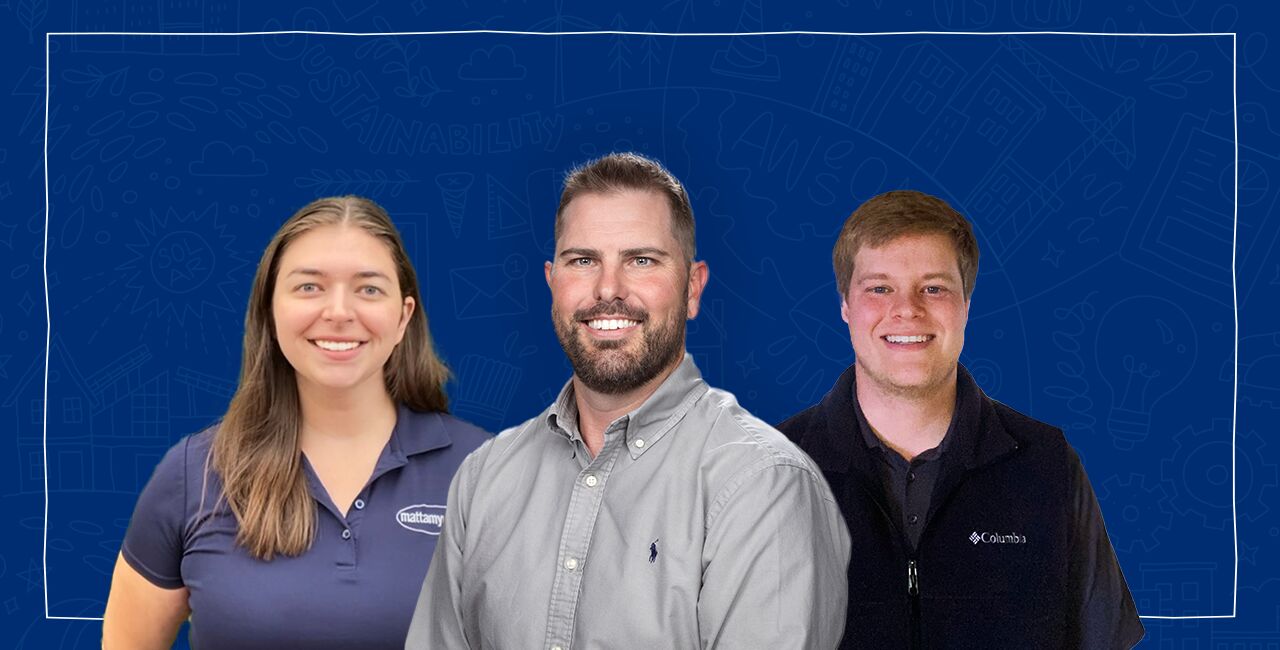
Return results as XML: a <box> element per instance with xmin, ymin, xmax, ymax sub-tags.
<box><xmin>314</xmin><ymin>340</ymin><xmax>361</xmax><ymax>351</ymax></box>
<box><xmin>587</xmin><ymin>318</ymin><xmax>639</xmax><ymax>331</ymax></box>
<box><xmin>885</xmin><ymin>335</ymin><xmax>931</xmax><ymax>344</ymax></box>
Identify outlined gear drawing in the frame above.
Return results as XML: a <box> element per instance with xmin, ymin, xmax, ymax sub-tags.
<box><xmin>1097</xmin><ymin>473</ymin><xmax>1174</xmax><ymax>554</ymax></box>
<box><xmin>1162</xmin><ymin>418</ymin><xmax>1278</xmax><ymax>531</ymax></box>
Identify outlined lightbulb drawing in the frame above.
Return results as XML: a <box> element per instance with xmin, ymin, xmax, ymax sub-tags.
<box><xmin>1094</xmin><ymin>295</ymin><xmax>1198</xmax><ymax>450</ymax></box>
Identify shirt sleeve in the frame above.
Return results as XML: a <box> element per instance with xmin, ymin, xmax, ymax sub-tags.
<box><xmin>405</xmin><ymin>445</ymin><xmax>480</xmax><ymax>650</ymax></box>
<box><xmin>698</xmin><ymin>457</ymin><xmax>853</xmax><ymax>649</ymax></box>
<box><xmin>1065</xmin><ymin>448</ymin><xmax>1146</xmax><ymax>649</ymax></box>
<box><xmin>120</xmin><ymin>437</ymin><xmax>191</xmax><ymax>589</ymax></box>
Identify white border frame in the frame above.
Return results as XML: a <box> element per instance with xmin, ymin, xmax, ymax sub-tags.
<box><xmin>42</xmin><ymin>29</ymin><xmax>1238</xmax><ymax>622</ymax></box>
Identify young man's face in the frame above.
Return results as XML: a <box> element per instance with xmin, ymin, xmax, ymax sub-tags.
<box><xmin>842</xmin><ymin>232</ymin><xmax>970</xmax><ymax>400</ymax></box>
<box><xmin>546</xmin><ymin>189</ymin><xmax>707</xmax><ymax>395</ymax></box>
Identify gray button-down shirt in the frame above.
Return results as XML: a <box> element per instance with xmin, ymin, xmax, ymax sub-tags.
<box><xmin>407</xmin><ymin>355</ymin><xmax>851</xmax><ymax>649</ymax></box>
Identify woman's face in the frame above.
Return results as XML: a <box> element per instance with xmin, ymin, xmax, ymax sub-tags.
<box><xmin>271</xmin><ymin>224</ymin><xmax>414</xmax><ymax>400</ymax></box>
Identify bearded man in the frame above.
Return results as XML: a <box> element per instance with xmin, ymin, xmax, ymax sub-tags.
<box><xmin>407</xmin><ymin>152</ymin><xmax>851</xmax><ymax>650</ymax></box>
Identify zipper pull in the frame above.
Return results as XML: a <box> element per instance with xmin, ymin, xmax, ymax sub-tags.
<box><xmin>907</xmin><ymin>560</ymin><xmax>919</xmax><ymax>596</ymax></box>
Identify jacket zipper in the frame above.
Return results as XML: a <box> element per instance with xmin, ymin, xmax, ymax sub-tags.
<box><xmin>908</xmin><ymin>559</ymin><xmax>921</xmax><ymax>648</ymax></box>
<box><xmin>855</xmin><ymin>480</ymin><xmax>919</xmax><ymax>647</ymax></box>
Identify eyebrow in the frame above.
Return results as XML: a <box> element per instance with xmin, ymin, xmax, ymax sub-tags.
<box><xmin>856</xmin><ymin>272</ymin><xmax>958</xmax><ymax>282</ymax></box>
<box><xmin>284</xmin><ymin>268</ymin><xmax>392</xmax><ymax>281</ymax></box>
<box><xmin>622</xmin><ymin>247</ymin><xmax>671</xmax><ymax>259</ymax></box>
<box><xmin>557</xmin><ymin>247</ymin><xmax>672</xmax><ymax>259</ymax></box>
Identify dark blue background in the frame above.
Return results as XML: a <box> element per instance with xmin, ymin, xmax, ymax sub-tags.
<box><xmin>3</xmin><ymin>1</ymin><xmax>1278</xmax><ymax>647</ymax></box>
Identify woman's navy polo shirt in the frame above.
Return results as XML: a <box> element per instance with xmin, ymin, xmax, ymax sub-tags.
<box><xmin>121</xmin><ymin>404</ymin><xmax>491</xmax><ymax>649</ymax></box>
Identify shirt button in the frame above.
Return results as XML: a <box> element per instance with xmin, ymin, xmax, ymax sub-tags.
<box><xmin>907</xmin><ymin>471</ymin><xmax>916</xmax><ymax>482</ymax></box>
<box><xmin>583</xmin><ymin>474</ymin><xmax>599</xmax><ymax>488</ymax></box>
<box><xmin>552</xmin><ymin>646</ymin><xmax>564</xmax><ymax>650</ymax></box>
<box><xmin>341</xmin><ymin>528</ymin><xmax>352</xmax><ymax>539</ymax></box>
<box><xmin>354</xmin><ymin>499</ymin><xmax>365</xmax><ymax>510</ymax></box>
<box><xmin>907</xmin><ymin>514</ymin><xmax>919</xmax><ymax>525</ymax></box>
<box><xmin>564</xmin><ymin>557</ymin><xmax>578</xmax><ymax>571</ymax></box>
<box><xmin>633</xmin><ymin>439</ymin><xmax>645</xmax><ymax>449</ymax></box>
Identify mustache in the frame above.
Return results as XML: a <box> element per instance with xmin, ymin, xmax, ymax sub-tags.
<box><xmin>573</xmin><ymin>300</ymin><xmax>648</xmax><ymax>322</ymax></box>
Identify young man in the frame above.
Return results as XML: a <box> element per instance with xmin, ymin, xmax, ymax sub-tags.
<box><xmin>778</xmin><ymin>190</ymin><xmax>1144</xmax><ymax>648</ymax></box>
<box><xmin>407</xmin><ymin>153</ymin><xmax>850</xmax><ymax>649</ymax></box>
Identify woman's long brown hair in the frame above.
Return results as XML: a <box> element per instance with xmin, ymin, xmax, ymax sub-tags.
<box><xmin>211</xmin><ymin>196</ymin><xmax>450</xmax><ymax>560</ymax></box>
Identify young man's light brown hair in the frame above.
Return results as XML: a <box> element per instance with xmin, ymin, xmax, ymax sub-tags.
<box><xmin>555</xmin><ymin>152</ymin><xmax>697</xmax><ymax>263</ymax></box>
<box><xmin>833</xmin><ymin>190</ymin><xmax>980</xmax><ymax>300</ymax></box>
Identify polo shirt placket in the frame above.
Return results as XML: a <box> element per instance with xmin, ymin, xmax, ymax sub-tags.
<box><xmin>303</xmin><ymin>443</ymin><xmax>420</xmax><ymax>570</ymax></box>
<box><xmin>302</xmin><ymin>461</ymin><xmax>359</xmax><ymax>569</ymax></box>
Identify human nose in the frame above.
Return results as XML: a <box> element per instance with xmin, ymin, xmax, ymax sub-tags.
<box><xmin>593</xmin><ymin>261</ymin><xmax>627</xmax><ymax>303</ymax></box>
<box><xmin>889</xmin><ymin>291</ymin><xmax>924</xmax><ymax>319</ymax></box>
<box><xmin>322</xmin><ymin>290</ymin><xmax>354</xmax><ymax>322</ymax></box>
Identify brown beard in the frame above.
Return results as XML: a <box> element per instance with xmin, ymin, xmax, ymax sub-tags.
<box><xmin>552</xmin><ymin>296</ymin><xmax>686</xmax><ymax>395</ymax></box>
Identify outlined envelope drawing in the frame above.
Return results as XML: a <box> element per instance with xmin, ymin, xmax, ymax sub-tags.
<box><xmin>449</xmin><ymin>254</ymin><xmax>530</xmax><ymax>319</ymax></box>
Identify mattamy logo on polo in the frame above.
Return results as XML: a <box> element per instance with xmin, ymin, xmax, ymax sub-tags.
<box><xmin>969</xmin><ymin>531</ymin><xmax>1028</xmax><ymax>545</ymax></box>
<box><xmin>397</xmin><ymin>504</ymin><xmax>446</xmax><ymax>535</ymax></box>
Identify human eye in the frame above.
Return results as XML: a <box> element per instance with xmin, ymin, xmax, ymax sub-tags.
<box><xmin>633</xmin><ymin>256</ymin><xmax>654</xmax><ymax>267</ymax></box>
<box><xmin>359</xmin><ymin>285</ymin><xmax>385</xmax><ymax>297</ymax></box>
<box><xmin>295</xmin><ymin>282</ymin><xmax>320</xmax><ymax>293</ymax></box>
<box><xmin>866</xmin><ymin>285</ymin><xmax>890</xmax><ymax>295</ymax></box>
<box><xmin>923</xmin><ymin>285</ymin><xmax>950</xmax><ymax>295</ymax></box>
<box><xmin>569</xmin><ymin>257</ymin><xmax>594</xmax><ymax>267</ymax></box>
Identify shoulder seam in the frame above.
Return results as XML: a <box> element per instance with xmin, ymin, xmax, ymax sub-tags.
<box><xmin>727</xmin><ymin>408</ymin><xmax>811</xmax><ymax>465</ymax></box>
<box><xmin>706</xmin><ymin>457</ymin><xmax>820</xmax><ymax>531</ymax></box>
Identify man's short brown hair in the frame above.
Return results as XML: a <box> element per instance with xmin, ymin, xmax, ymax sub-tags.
<box><xmin>555</xmin><ymin>152</ymin><xmax>696</xmax><ymax>263</ymax></box>
<box><xmin>833</xmin><ymin>190</ymin><xmax>979</xmax><ymax>299</ymax></box>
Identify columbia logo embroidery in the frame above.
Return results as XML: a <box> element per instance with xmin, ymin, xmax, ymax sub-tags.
<box><xmin>649</xmin><ymin>538</ymin><xmax>660</xmax><ymax>563</ymax></box>
<box><xmin>969</xmin><ymin>531</ymin><xmax>1028</xmax><ymax>545</ymax></box>
<box><xmin>397</xmin><ymin>504</ymin><xmax>446</xmax><ymax>535</ymax></box>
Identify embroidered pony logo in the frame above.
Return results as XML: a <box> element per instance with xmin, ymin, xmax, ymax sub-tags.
<box><xmin>649</xmin><ymin>538</ymin><xmax>660</xmax><ymax>563</ymax></box>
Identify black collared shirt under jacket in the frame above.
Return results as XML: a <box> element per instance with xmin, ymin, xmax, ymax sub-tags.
<box><xmin>778</xmin><ymin>364</ymin><xmax>1145</xmax><ymax>649</ymax></box>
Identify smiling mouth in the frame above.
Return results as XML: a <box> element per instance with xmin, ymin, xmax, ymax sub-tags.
<box><xmin>310</xmin><ymin>339</ymin><xmax>367</xmax><ymax>352</ymax></box>
<box><xmin>585</xmin><ymin>318</ymin><xmax>640</xmax><ymax>331</ymax></box>
<box><xmin>883</xmin><ymin>334</ymin><xmax>934</xmax><ymax>345</ymax></box>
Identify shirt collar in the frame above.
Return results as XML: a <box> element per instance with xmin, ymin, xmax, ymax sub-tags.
<box><xmin>812</xmin><ymin>362</ymin><xmax>986</xmax><ymax>474</ymax></box>
<box><xmin>547</xmin><ymin>380</ymin><xmax>583</xmax><ymax>443</ymax></box>
<box><xmin>305</xmin><ymin>403</ymin><xmax>454</xmax><ymax>512</ymax></box>
<box><xmin>942</xmin><ymin>364</ymin><xmax>1018</xmax><ymax>471</ymax></box>
<box><xmin>852</xmin><ymin>375</ymin><xmax>962</xmax><ymax>460</ymax></box>
<box><xmin>386</xmin><ymin>403</ymin><xmax>454</xmax><ymax>461</ymax></box>
<box><xmin>545</xmin><ymin>353</ymin><xmax>709</xmax><ymax>460</ymax></box>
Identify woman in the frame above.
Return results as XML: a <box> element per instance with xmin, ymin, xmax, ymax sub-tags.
<box><xmin>103</xmin><ymin>196</ymin><xmax>491</xmax><ymax>649</ymax></box>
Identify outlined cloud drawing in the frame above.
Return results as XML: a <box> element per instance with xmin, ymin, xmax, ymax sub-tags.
<box><xmin>189</xmin><ymin>141</ymin><xmax>267</xmax><ymax>176</ymax></box>
<box><xmin>459</xmin><ymin>45</ymin><xmax>528</xmax><ymax>80</ymax></box>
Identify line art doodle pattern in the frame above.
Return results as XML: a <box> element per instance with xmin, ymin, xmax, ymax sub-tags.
<box><xmin>3</xmin><ymin>1</ymin><xmax>1279</xmax><ymax>646</ymax></box>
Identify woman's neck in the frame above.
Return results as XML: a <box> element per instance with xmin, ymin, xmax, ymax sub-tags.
<box><xmin>296</xmin><ymin>379</ymin><xmax>398</xmax><ymax>443</ymax></box>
